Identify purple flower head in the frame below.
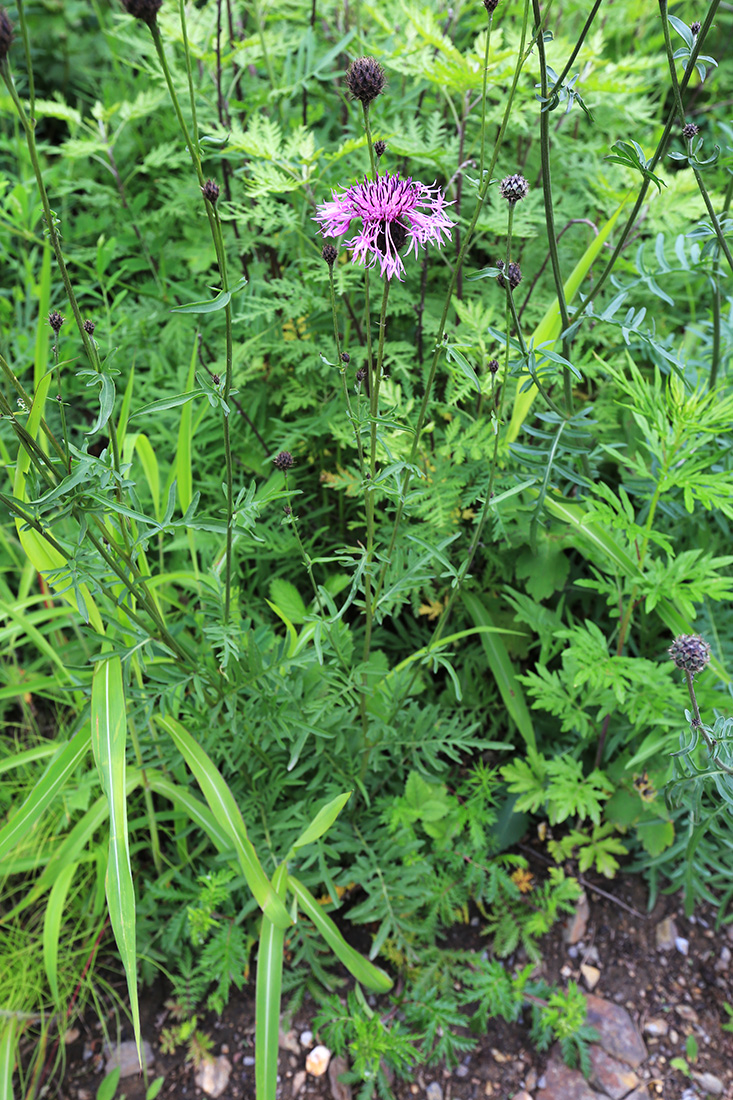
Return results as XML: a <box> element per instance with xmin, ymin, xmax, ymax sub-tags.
<box><xmin>314</xmin><ymin>172</ymin><xmax>455</xmax><ymax>282</ymax></box>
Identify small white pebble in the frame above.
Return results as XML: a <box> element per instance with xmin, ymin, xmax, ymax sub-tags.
<box><xmin>675</xmin><ymin>937</ymin><xmax>689</xmax><ymax>955</ymax></box>
<box><xmin>299</xmin><ymin>1030</ymin><xmax>313</xmax><ymax>1048</ymax></box>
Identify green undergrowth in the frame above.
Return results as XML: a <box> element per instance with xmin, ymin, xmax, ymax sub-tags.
<box><xmin>1</xmin><ymin>0</ymin><xmax>733</xmax><ymax>1096</ymax></box>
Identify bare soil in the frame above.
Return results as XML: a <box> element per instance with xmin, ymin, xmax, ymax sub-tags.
<box><xmin>57</xmin><ymin>864</ymin><xmax>733</xmax><ymax>1100</ymax></box>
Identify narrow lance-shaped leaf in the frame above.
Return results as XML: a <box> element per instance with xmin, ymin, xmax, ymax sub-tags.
<box><xmin>91</xmin><ymin>657</ymin><xmax>141</xmax><ymax>1063</ymax></box>
<box><xmin>157</xmin><ymin>716</ymin><xmax>292</xmax><ymax>929</ymax></box>
<box><xmin>288</xmin><ymin>875</ymin><xmax>393</xmax><ymax>993</ymax></box>
<box><xmin>255</xmin><ymin>863</ymin><xmax>288</xmax><ymax>1100</ymax></box>
<box><xmin>284</xmin><ymin>792</ymin><xmax>352</xmax><ymax>862</ymax></box>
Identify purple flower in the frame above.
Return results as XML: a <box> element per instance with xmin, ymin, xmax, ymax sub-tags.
<box><xmin>315</xmin><ymin>172</ymin><xmax>455</xmax><ymax>281</ymax></box>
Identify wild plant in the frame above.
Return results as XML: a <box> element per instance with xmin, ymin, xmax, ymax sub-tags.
<box><xmin>0</xmin><ymin>0</ymin><xmax>731</xmax><ymax>1096</ymax></box>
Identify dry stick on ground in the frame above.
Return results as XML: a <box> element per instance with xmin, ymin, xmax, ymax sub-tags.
<box><xmin>519</xmin><ymin>844</ymin><xmax>650</xmax><ymax>921</ymax></box>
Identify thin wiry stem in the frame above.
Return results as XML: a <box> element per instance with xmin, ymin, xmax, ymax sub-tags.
<box><xmin>370</xmin><ymin>0</ymin><xmax>536</xmax><ymax>619</ymax></box>
<box><xmin>148</xmin><ymin>21</ymin><xmax>237</xmax><ymax>621</ymax></box>
<box><xmin>658</xmin><ymin>0</ymin><xmax>733</xmax><ymax>274</ymax></box>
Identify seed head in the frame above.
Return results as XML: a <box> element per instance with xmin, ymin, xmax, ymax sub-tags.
<box><xmin>682</xmin><ymin>122</ymin><xmax>699</xmax><ymax>141</ymax></box>
<box><xmin>499</xmin><ymin>174</ymin><xmax>529</xmax><ymax>205</ymax></box>
<box><xmin>121</xmin><ymin>0</ymin><xmax>162</xmax><ymax>24</ymax></box>
<box><xmin>201</xmin><ymin>179</ymin><xmax>220</xmax><ymax>204</ymax></box>
<box><xmin>483</xmin><ymin>0</ymin><xmax>500</xmax><ymax>13</ymax></box>
<box><xmin>496</xmin><ymin>260</ymin><xmax>522</xmax><ymax>290</ymax></box>
<box><xmin>487</xmin><ymin>358</ymin><xmax>499</xmax><ymax>374</ymax></box>
<box><xmin>374</xmin><ymin>140</ymin><xmax>387</xmax><ymax>159</ymax></box>
<box><xmin>83</xmin><ymin>319</ymin><xmax>96</xmax><ymax>335</ymax></box>
<box><xmin>49</xmin><ymin>311</ymin><xmax>65</xmax><ymax>334</ymax></box>
<box><xmin>321</xmin><ymin>243</ymin><xmax>338</xmax><ymax>267</ymax></box>
<box><xmin>690</xmin><ymin>20</ymin><xmax>701</xmax><ymax>35</ymax></box>
<box><xmin>345</xmin><ymin>57</ymin><xmax>386</xmax><ymax>107</ymax></box>
<box><xmin>273</xmin><ymin>450</ymin><xmax>294</xmax><ymax>472</ymax></box>
<box><xmin>0</xmin><ymin>7</ymin><xmax>13</xmax><ymax>62</ymax></box>
<box><xmin>669</xmin><ymin>634</ymin><xmax>711</xmax><ymax>675</ymax></box>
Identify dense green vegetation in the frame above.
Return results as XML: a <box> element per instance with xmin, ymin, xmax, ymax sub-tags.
<box><xmin>1</xmin><ymin>0</ymin><xmax>732</xmax><ymax>1096</ymax></box>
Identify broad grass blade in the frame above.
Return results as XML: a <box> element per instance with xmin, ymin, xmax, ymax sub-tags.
<box><xmin>460</xmin><ymin>592</ymin><xmax>536</xmax><ymax>751</ymax></box>
<box><xmin>43</xmin><ymin>861</ymin><xmax>77</xmax><ymax>1008</ymax></box>
<box><xmin>255</xmin><ymin>863</ymin><xmax>288</xmax><ymax>1100</ymax></box>
<box><xmin>285</xmin><ymin>792</ymin><xmax>351</xmax><ymax>861</ymax></box>
<box><xmin>157</xmin><ymin>716</ymin><xmax>291</xmax><ymax>929</ymax></box>
<box><xmin>0</xmin><ymin>724</ymin><xmax>90</xmax><ymax>862</ymax></box>
<box><xmin>0</xmin><ymin>1016</ymin><xmax>15</xmax><ymax>1100</ymax></box>
<box><xmin>288</xmin><ymin>876</ymin><xmax>392</xmax><ymax>992</ymax></box>
<box><xmin>145</xmin><ymin>772</ymin><xmax>233</xmax><ymax>853</ymax></box>
<box><xmin>91</xmin><ymin>657</ymin><xmax>141</xmax><ymax>1062</ymax></box>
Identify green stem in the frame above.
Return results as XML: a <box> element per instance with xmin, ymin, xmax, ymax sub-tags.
<box><xmin>544</xmin><ymin>0</ymin><xmax>602</xmax><ymax>105</ymax></box>
<box><xmin>709</xmin><ymin>173</ymin><xmax>733</xmax><ymax>389</ymax></box>
<box><xmin>1</xmin><ymin>64</ymin><xmax>99</xmax><ymax>371</ymax></box>
<box><xmin>288</xmin><ymin>508</ymin><xmax>324</xmax><ymax>618</ymax></box>
<box><xmin>362</xmin><ymin>101</ymin><xmax>376</xmax><ymax>178</ymax></box>
<box><xmin>479</xmin><ymin>14</ymin><xmax>493</xmax><ymax>182</ymax></box>
<box><xmin>148</xmin><ymin>21</ymin><xmax>236</xmax><ymax>621</ymax></box>
<box><xmin>362</xmin><ymin>278</ymin><xmax>390</xmax><ymax>665</ymax></box>
<box><xmin>370</xmin><ymin>0</ymin><xmax>534</xmax><ymax>617</ymax></box>
<box><xmin>572</xmin><ymin>0</ymin><xmax>722</xmax><ymax>324</ymax></box>
<box><xmin>532</xmin><ymin>0</ymin><xmax>573</xmax><ymax>413</ymax></box>
<box><xmin>328</xmin><ymin>266</ymin><xmax>365</xmax><ymax>475</ymax></box>
<box><xmin>658</xmin><ymin>0</ymin><xmax>733</xmax><ymax>274</ymax></box>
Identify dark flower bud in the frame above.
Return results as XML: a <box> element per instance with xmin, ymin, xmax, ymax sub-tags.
<box><xmin>499</xmin><ymin>173</ymin><xmax>529</xmax><ymax>204</ymax></box>
<box><xmin>483</xmin><ymin>0</ymin><xmax>500</xmax><ymax>12</ymax></box>
<box><xmin>669</xmin><ymin>634</ymin><xmax>710</xmax><ymax>674</ymax></box>
<box><xmin>345</xmin><ymin>57</ymin><xmax>386</xmax><ymax>106</ymax></box>
<box><xmin>121</xmin><ymin>0</ymin><xmax>162</xmax><ymax>24</ymax></box>
<box><xmin>273</xmin><ymin>450</ymin><xmax>294</xmax><ymax>472</ymax></box>
<box><xmin>49</xmin><ymin>311</ymin><xmax>65</xmax><ymax>334</ymax></box>
<box><xmin>496</xmin><ymin>260</ymin><xmax>522</xmax><ymax>290</ymax></box>
<box><xmin>201</xmin><ymin>179</ymin><xmax>220</xmax><ymax>204</ymax></box>
<box><xmin>690</xmin><ymin>20</ymin><xmax>701</xmax><ymax>35</ymax></box>
<box><xmin>212</xmin><ymin>373</ymin><xmax>221</xmax><ymax>386</ymax></box>
<box><xmin>487</xmin><ymin>359</ymin><xmax>499</xmax><ymax>374</ymax></box>
<box><xmin>355</xmin><ymin>365</ymin><xmax>370</xmax><ymax>396</ymax></box>
<box><xmin>0</xmin><ymin>7</ymin><xmax>13</xmax><ymax>62</ymax></box>
<box><xmin>322</xmin><ymin>244</ymin><xmax>338</xmax><ymax>267</ymax></box>
<box><xmin>341</xmin><ymin>352</ymin><xmax>350</xmax><ymax>363</ymax></box>
<box><xmin>83</xmin><ymin>319</ymin><xmax>96</xmax><ymax>335</ymax></box>
<box><xmin>283</xmin><ymin>505</ymin><xmax>292</xmax><ymax>516</ymax></box>
<box><xmin>374</xmin><ymin>140</ymin><xmax>387</xmax><ymax>158</ymax></box>
<box><xmin>682</xmin><ymin>122</ymin><xmax>699</xmax><ymax>140</ymax></box>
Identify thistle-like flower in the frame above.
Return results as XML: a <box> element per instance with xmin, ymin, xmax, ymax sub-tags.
<box><xmin>682</xmin><ymin>122</ymin><xmax>699</xmax><ymax>140</ymax></box>
<box><xmin>83</xmin><ymin>319</ymin><xmax>96</xmax><ymax>335</ymax></box>
<box><xmin>49</xmin><ymin>311</ymin><xmax>65</xmax><ymax>334</ymax></box>
<box><xmin>273</xmin><ymin>451</ymin><xmax>294</xmax><ymax>472</ymax></box>
<box><xmin>496</xmin><ymin>260</ymin><xmax>522</xmax><ymax>290</ymax></box>
<box><xmin>315</xmin><ymin>173</ymin><xmax>455</xmax><ymax>282</ymax></box>
<box><xmin>321</xmin><ymin>243</ymin><xmax>338</xmax><ymax>267</ymax></box>
<box><xmin>201</xmin><ymin>179</ymin><xmax>220</xmax><ymax>204</ymax></box>
<box><xmin>669</xmin><ymin>634</ymin><xmax>711</xmax><ymax>675</ymax></box>
<box><xmin>374</xmin><ymin>140</ymin><xmax>387</xmax><ymax>159</ymax></box>
<box><xmin>121</xmin><ymin>0</ymin><xmax>162</xmax><ymax>24</ymax></box>
<box><xmin>690</xmin><ymin>20</ymin><xmax>701</xmax><ymax>35</ymax></box>
<box><xmin>499</xmin><ymin>174</ymin><xmax>529</xmax><ymax>205</ymax></box>
<box><xmin>345</xmin><ymin>57</ymin><xmax>386</xmax><ymax>106</ymax></box>
<box><xmin>0</xmin><ymin>7</ymin><xmax>13</xmax><ymax>63</ymax></box>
